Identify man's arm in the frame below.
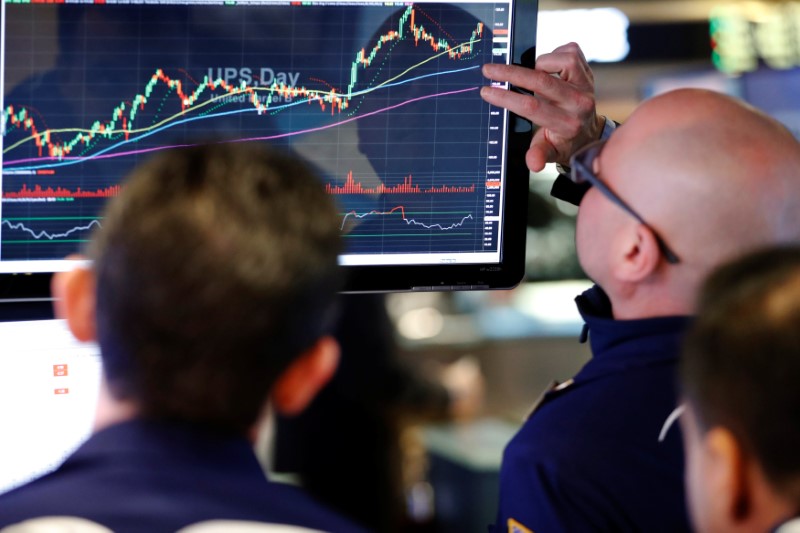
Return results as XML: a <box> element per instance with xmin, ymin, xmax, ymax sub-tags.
<box><xmin>495</xmin><ymin>442</ymin><xmax>623</xmax><ymax>533</ymax></box>
<box><xmin>479</xmin><ymin>42</ymin><xmax>604</xmax><ymax>172</ymax></box>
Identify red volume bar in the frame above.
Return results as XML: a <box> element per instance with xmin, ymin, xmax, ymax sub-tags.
<box><xmin>4</xmin><ymin>184</ymin><xmax>121</xmax><ymax>199</ymax></box>
<box><xmin>326</xmin><ymin>171</ymin><xmax>475</xmax><ymax>194</ymax></box>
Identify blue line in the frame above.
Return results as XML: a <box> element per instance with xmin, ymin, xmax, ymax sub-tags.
<box><xmin>4</xmin><ymin>65</ymin><xmax>481</xmax><ymax>171</ymax></box>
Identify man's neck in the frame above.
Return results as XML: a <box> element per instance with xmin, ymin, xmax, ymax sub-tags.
<box><xmin>608</xmin><ymin>282</ymin><xmax>695</xmax><ymax>320</ymax></box>
<box><xmin>93</xmin><ymin>376</ymin><xmax>139</xmax><ymax>432</ymax></box>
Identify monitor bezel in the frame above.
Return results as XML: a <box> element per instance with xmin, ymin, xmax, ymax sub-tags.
<box><xmin>0</xmin><ymin>0</ymin><xmax>537</xmax><ymax>298</ymax></box>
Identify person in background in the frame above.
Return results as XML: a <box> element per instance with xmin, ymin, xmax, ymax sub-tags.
<box><xmin>0</xmin><ymin>142</ymin><xmax>365</xmax><ymax>533</ymax></box>
<box><xmin>480</xmin><ymin>42</ymin><xmax>800</xmax><ymax>532</ymax></box>
<box><xmin>680</xmin><ymin>246</ymin><xmax>800</xmax><ymax>533</ymax></box>
<box><xmin>273</xmin><ymin>293</ymin><xmax>469</xmax><ymax>532</ymax></box>
<box><xmin>271</xmin><ymin>6</ymin><xmax>489</xmax><ymax>531</ymax></box>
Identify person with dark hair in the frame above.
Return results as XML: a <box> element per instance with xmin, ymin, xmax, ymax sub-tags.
<box><xmin>680</xmin><ymin>246</ymin><xmax>800</xmax><ymax>533</ymax></box>
<box><xmin>0</xmin><ymin>142</ymin><xmax>364</xmax><ymax>532</ymax></box>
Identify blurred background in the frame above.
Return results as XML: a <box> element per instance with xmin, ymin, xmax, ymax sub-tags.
<box><xmin>383</xmin><ymin>1</ymin><xmax>800</xmax><ymax>530</ymax></box>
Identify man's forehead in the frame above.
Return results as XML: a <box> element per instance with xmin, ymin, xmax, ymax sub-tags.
<box><xmin>600</xmin><ymin>116</ymin><xmax>669</xmax><ymax>178</ymax></box>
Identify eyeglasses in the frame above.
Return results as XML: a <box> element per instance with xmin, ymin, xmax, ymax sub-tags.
<box><xmin>569</xmin><ymin>139</ymin><xmax>681</xmax><ymax>264</ymax></box>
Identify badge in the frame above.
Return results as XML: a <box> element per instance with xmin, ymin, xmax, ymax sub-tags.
<box><xmin>508</xmin><ymin>518</ymin><xmax>534</xmax><ymax>533</ymax></box>
<box><xmin>524</xmin><ymin>379</ymin><xmax>575</xmax><ymax>421</ymax></box>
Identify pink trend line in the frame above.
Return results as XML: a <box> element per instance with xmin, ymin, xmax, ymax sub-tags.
<box><xmin>236</xmin><ymin>86</ymin><xmax>478</xmax><ymax>144</ymax></box>
<box><xmin>3</xmin><ymin>87</ymin><xmax>480</xmax><ymax>167</ymax></box>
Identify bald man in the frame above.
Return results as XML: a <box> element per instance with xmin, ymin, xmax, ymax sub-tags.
<box><xmin>481</xmin><ymin>54</ymin><xmax>800</xmax><ymax>532</ymax></box>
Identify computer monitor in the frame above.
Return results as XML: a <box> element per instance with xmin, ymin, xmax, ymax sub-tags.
<box><xmin>1</xmin><ymin>0</ymin><xmax>536</xmax><ymax>294</ymax></box>
<box><xmin>0</xmin><ymin>319</ymin><xmax>101</xmax><ymax>494</ymax></box>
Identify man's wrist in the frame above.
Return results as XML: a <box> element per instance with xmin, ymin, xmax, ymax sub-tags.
<box><xmin>556</xmin><ymin>115</ymin><xmax>616</xmax><ymax>176</ymax></box>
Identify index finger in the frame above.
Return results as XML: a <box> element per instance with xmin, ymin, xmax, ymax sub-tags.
<box><xmin>535</xmin><ymin>50</ymin><xmax>594</xmax><ymax>88</ymax></box>
<box><xmin>482</xmin><ymin>63</ymin><xmax>559</xmax><ymax>94</ymax></box>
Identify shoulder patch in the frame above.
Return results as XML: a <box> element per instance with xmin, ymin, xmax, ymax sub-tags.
<box><xmin>525</xmin><ymin>379</ymin><xmax>575</xmax><ymax>421</ymax></box>
<box><xmin>1</xmin><ymin>517</ymin><xmax>113</xmax><ymax>533</ymax></box>
<box><xmin>507</xmin><ymin>518</ymin><xmax>534</xmax><ymax>533</ymax></box>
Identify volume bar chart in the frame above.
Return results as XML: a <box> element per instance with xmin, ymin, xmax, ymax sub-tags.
<box><xmin>327</xmin><ymin>171</ymin><xmax>476</xmax><ymax>194</ymax></box>
<box><xmin>4</xmin><ymin>185</ymin><xmax>121</xmax><ymax>200</ymax></box>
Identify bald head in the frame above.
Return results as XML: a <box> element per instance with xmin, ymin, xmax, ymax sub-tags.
<box><xmin>579</xmin><ymin>88</ymin><xmax>800</xmax><ymax>317</ymax></box>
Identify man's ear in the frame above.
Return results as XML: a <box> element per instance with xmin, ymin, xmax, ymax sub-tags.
<box><xmin>271</xmin><ymin>336</ymin><xmax>340</xmax><ymax>416</ymax></box>
<box><xmin>705</xmin><ymin>426</ymin><xmax>752</xmax><ymax>524</ymax></box>
<box><xmin>612</xmin><ymin>224</ymin><xmax>662</xmax><ymax>283</ymax></box>
<box><xmin>51</xmin><ymin>261</ymin><xmax>97</xmax><ymax>343</ymax></box>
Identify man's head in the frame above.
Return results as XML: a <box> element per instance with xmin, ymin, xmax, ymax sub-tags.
<box><xmin>574</xmin><ymin>88</ymin><xmax>800</xmax><ymax>318</ymax></box>
<box><xmin>53</xmin><ymin>142</ymin><xmax>343</xmax><ymax>434</ymax></box>
<box><xmin>680</xmin><ymin>246</ymin><xmax>800</xmax><ymax>533</ymax></box>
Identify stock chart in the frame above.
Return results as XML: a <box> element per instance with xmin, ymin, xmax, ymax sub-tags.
<box><xmin>1</xmin><ymin>0</ymin><xmax>511</xmax><ymax>263</ymax></box>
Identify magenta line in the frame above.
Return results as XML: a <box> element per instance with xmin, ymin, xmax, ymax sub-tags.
<box><xmin>3</xmin><ymin>87</ymin><xmax>480</xmax><ymax>167</ymax></box>
<box><xmin>235</xmin><ymin>86</ymin><xmax>479</xmax><ymax>144</ymax></box>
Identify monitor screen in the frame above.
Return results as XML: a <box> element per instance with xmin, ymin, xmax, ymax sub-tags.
<box><xmin>1</xmin><ymin>0</ymin><xmax>536</xmax><ymax>293</ymax></box>
<box><xmin>0</xmin><ymin>319</ymin><xmax>101</xmax><ymax>494</ymax></box>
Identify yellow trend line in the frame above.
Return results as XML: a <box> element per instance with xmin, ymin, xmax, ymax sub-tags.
<box><xmin>3</xmin><ymin>38</ymin><xmax>481</xmax><ymax>155</ymax></box>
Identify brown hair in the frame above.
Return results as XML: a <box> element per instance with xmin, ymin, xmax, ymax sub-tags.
<box><xmin>89</xmin><ymin>142</ymin><xmax>343</xmax><ymax>434</ymax></box>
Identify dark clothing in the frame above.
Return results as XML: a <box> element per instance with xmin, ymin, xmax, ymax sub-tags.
<box><xmin>0</xmin><ymin>419</ymin><xmax>365</xmax><ymax>533</ymax></box>
<box><xmin>274</xmin><ymin>294</ymin><xmax>450</xmax><ymax>532</ymax></box>
<box><xmin>493</xmin><ymin>286</ymin><xmax>692</xmax><ymax>532</ymax></box>
<box><xmin>550</xmin><ymin>172</ymin><xmax>590</xmax><ymax>206</ymax></box>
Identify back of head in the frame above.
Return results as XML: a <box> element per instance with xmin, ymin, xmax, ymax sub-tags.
<box><xmin>681</xmin><ymin>245</ymin><xmax>800</xmax><ymax>502</ymax></box>
<box><xmin>89</xmin><ymin>142</ymin><xmax>343</xmax><ymax>434</ymax></box>
<box><xmin>592</xmin><ymin>89</ymin><xmax>800</xmax><ymax>312</ymax></box>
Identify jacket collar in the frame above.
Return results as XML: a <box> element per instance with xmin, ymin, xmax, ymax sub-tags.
<box><xmin>573</xmin><ymin>285</ymin><xmax>692</xmax><ymax>380</ymax></box>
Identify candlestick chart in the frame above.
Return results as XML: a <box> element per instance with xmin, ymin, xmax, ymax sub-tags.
<box><xmin>2</xmin><ymin>0</ymin><xmax>510</xmax><ymax>262</ymax></box>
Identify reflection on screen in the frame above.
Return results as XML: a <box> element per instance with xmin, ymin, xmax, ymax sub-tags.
<box><xmin>1</xmin><ymin>0</ymin><xmax>515</xmax><ymax>272</ymax></box>
<box><xmin>0</xmin><ymin>320</ymin><xmax>101</xmax><ymax>494</ymax></box>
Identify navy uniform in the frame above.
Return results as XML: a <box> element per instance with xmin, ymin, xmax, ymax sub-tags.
<box><xmin>0</xmin><ymin>420</ymin><xmax>366</xmax><ymax>533</ymax></box>
<box><xmin>492</xmin><ymin>118</ymin><xmax>692</xmax><ymax>531</ymax></box>
<box><xmin>493</xmin><ymin>285</ymin><xmax>692</xmax><ymax>532</ymax></box>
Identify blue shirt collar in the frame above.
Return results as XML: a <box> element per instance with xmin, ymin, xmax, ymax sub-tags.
<box><xmin>574</xmin><ymin>285</ymin><xmax>692</xmax><ymax>380</ymax></box>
